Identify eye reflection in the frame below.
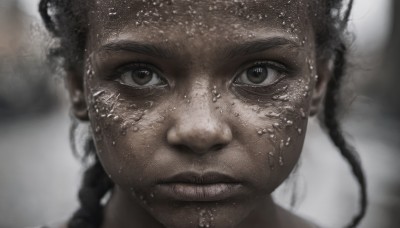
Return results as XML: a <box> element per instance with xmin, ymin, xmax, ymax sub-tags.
<box><xmin>117</xmin><ymin>64</ymin><xmax>165</xmax><ymax>87</ymax></box>
<box><xmin>235</xmin><ymin>62</ymin><xmax>283</xmax><ymax>86</ymax></box>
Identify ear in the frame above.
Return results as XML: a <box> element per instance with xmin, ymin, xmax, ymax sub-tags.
<box><xmin>66</xmin><ymin>70</ymin><xmax>89</xmax><ymax>121</ymax></box>
<box><xmin>309</xmin><ymin>58</ymin><xmax>332</xmax><ymax>116</ymax></box>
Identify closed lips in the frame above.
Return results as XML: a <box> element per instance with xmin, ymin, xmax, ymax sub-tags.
<box><xmin>156</xmin><ymin>172</ymin><xmax>243</xmax><ymax>202</ymax></box>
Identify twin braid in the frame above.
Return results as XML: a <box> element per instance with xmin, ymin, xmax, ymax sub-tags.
<box><xmin>321</xmin><ymin>1</ymin><xmax>367</xmax><ymax>227</ymax></box>
<box><xmin>38</xmin><ymin>0</ymin><xmax>367</xmax><ymax>227</ymax></box>
<box><xmin>68</xmin><ymin>159</ymin><xmax>113</xmax><ymax>228</ymax></box>
<box><xmin>323</xmin><ymin>43</ymin><xmax>367</xmax><ymax>228</ymax></box>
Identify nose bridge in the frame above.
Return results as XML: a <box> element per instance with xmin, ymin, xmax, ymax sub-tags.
<box><xmin>167</xmin><ymin>82</ymin><xmax>232</xmax><ymax>154</ymax></box>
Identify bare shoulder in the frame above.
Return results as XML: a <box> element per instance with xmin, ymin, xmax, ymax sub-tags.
<box><xmin>277</xmin><ymin>206</ymin><xmax>321</xmax><ymax>228</ymax></box>
<box><xmin>39</xmin><ymin>222</ymin><xmax>68</xmax><ymax>228</ymax></box>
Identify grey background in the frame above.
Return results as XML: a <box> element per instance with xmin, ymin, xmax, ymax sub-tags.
<box><xmin>0</xmin><ymin>0</ymin><xmax>399</xmax><ymax>227</ymax></box>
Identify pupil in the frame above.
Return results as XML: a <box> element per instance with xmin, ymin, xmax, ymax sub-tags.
<box><xmin>132</xmin><ymin>69</ymin><xmax>152</xmax><ymax>85</ymax></box>
<box><xmin>247</xmin><ymin>67</ymin><xmax>268</xmax><ymax>84</ymax></box>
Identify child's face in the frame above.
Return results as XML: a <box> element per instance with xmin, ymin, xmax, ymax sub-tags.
<box><xmin>81</xmin><ymin>0</ymin><xmax>321</xmax><ymax>227</ymax></box>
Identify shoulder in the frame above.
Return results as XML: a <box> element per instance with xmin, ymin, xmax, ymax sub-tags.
<box><xmin>35</xmin><ymin>222</ymin><xmax>68</xmax><ymax>228</ymax></box>
<box><xmin>276</xmin><ymin>206</ymin><xmax>321</xmax><ymax>228</ymax></box>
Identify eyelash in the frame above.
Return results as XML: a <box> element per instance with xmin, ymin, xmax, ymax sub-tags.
<box><xmin>111</xmin><ymin>63</ymin><xmax>162</xmax><ymax>79</ymax></box>
<box><xmin>236</xmin><ymin>60</ymin><xmax>289</xmax><ymax>77</ymax></box>
<box><xmin>110</xmin><ymin>60</ymin><xmax>290</xmax><ymax>87</ymax></box>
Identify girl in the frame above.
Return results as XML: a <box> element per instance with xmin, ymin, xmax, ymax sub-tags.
<box><xmin>39</xmin><ymin>0</ymin><xmax>367</xmax><ymax>227</ymax></box>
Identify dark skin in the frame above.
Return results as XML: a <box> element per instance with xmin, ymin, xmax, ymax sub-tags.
<box><xmin>67</xmin><ymin>0</ymin><xmax>331</xmax><ymax>227</ymax></box>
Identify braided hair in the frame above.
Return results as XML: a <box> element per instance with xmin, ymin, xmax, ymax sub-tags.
<box><xmin>38</xmin><ymin>0</ymin><xmax>367</xmax><ymax>227</ymax></box>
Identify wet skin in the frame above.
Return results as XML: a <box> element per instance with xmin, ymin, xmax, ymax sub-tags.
<box><xmin>70</xmin><ymin>0</ymin><xmax>328</xmax><ymax>227</ymax></box>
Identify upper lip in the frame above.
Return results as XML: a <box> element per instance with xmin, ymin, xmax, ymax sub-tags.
<box><xmin>159</xmin><ymin>171</ymin><xmax>240</xmax><ymax>185</ymax></box>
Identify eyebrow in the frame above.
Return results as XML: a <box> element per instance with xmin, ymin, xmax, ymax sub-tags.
<box><xmin>99</xmin><ymin>40</ymin><xmax>176</xmax><ymax>58</ymax></box>
<box><xmin>223</xmin><ymin>37</ymin><xmax>301</xmax><ymax>59</ymax></box>
<box><xmin>99</xmin><ymin>37</ymin><xmax>300</xmax><ymax>59</ymax></box>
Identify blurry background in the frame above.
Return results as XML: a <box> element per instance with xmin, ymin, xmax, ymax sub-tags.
<box><xmin>0</xmin><ymin>0</ymin><xmax>399</xmax><ymax>227</ymax></box>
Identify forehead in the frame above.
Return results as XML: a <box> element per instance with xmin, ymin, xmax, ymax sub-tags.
<box><xmin>87</xmin><ymin>0</ymin><xmax>313</xmax><ymax>48</ymax></box>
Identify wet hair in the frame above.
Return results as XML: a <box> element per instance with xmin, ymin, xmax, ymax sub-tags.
<box><xmin>38</xmin><ymin>0</ymin><xmax>367</xmax><ymax>227</ymax></box>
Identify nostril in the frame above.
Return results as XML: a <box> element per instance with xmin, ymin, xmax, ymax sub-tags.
<box><xmin>173</xmin><ymin>143</ymin><xmax>226</xmax><ymax>154</ymax></box>
<box><xmin>210</xmin><ymin>144</ymin><xmax>225</xmax><ymax>152</ymax></box>
<box><xmin>174</xmin><ymin>144</ymin><xmax>193</xmax><ymax>154</ymax></box>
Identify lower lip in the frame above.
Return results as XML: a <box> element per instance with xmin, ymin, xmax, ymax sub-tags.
<box><xmin>156</xmin><ymin>183</ymin><xmax>242</xmax><ymax>202</ymax></box>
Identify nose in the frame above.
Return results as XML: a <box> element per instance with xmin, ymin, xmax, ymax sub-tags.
<box><xmin>167</xmin><ymin>94</ymin><xmax>233</xmax><ymax>155</ymax></box>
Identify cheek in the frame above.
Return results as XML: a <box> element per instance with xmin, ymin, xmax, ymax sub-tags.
<box><xmin>85</xmin><ymin>82</ymin><xmax>168</xmax><ymax>193</ymax></box>
<box><xmin>229</xmin><ymin>80</ymin><xmax>311</xmax><ymax>190</ymax></box>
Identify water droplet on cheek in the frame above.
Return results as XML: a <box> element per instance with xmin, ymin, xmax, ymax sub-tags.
<box><xmin>297</xmin><ymin>128</ymin><xmax>303</xmax><ymax>135</ymax></box>
<box><xmin>279</xmin><ymin>156</ymin><xmax>284</xmax><ymax>166</ymax></box>
<box><xmin>268</xmin><ymin>151</ymin><xmax>275</xmax><ymax>170</ymax></box>
<box><xmin>300</xmin><ymin>108</ymin><xmax>306</xmax><ymax>118</ymax></box>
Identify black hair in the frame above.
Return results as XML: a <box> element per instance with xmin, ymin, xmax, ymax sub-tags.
<box><xmin>38</xmin><ymin>0</ymin><xmax>367</xmax><ymax>227</ymax></box>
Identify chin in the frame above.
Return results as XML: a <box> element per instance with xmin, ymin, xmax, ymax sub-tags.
<box><xmin>146</xmin><ymin>200</ymin><xmax>255</xmax><ymax>228</ymax></box>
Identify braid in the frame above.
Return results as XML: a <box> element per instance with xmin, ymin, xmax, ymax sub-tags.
<box><xmin>68</xmin><ymin>123</ymin><xmax>114</xmax><ymax>228</ymax></box>
<box><xmin>38</xmin><ymin>0</ymin><xmax>367</xmax><ymax>227</ymax></box>
<box><xmin>321</xmin><ymin>1</ymin><xmax>367</xmax><ymax>227</ymax></box>
<box><xmin>323</xmin><ymin>43</ymin><xmax>367</xmax><ymax>228</ymax></box>
<box><xmin>38</xmin><ymin>0</ymin><xmax>58</xmax><ymax>36</ymax></box>
<box><xmin>68</xmin><ymin>156</ymin><xmax>114</xmax><ymax>228</ymax></box>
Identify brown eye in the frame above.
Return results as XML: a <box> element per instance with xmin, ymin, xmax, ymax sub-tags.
<box><xmin>117</xmin><ymin>65</ymin><xmax>165</xmax><ymax>87</ymax></box>
<box><xmin>131</xmin><ymin>69</ymin><xmax>153</xmax><ymax>85</ymax></box>
<box><xmin>235</xmin><ymin>63</ymin><xmax>282</xmax><ymax>86</ymax></box>
<box><xmin>246</xmin><ymin>66</ymin><xmax>268</xmax><ymax>84</ymax></box>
